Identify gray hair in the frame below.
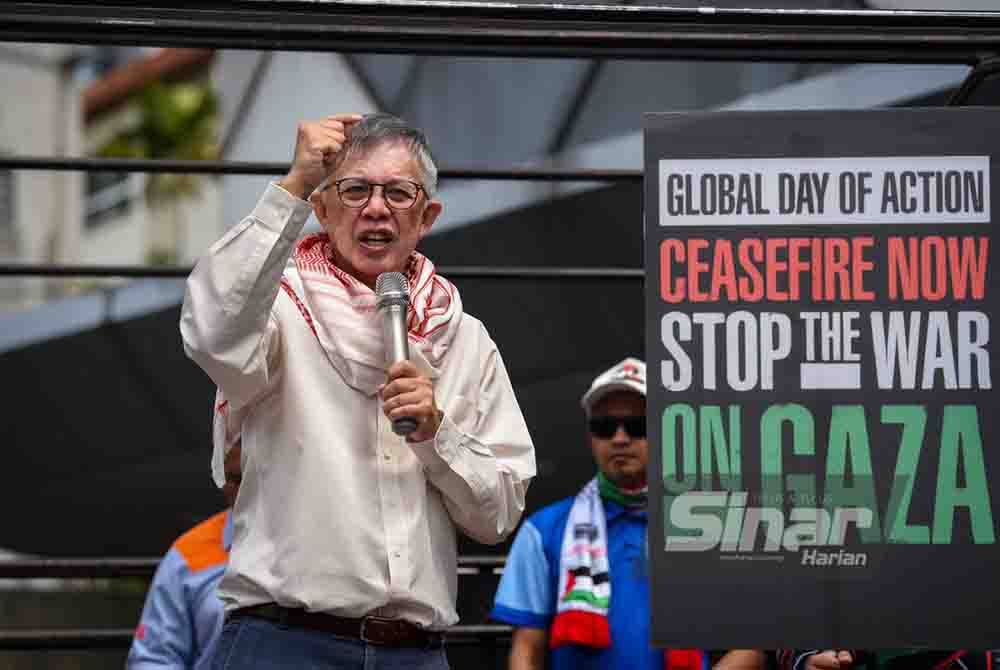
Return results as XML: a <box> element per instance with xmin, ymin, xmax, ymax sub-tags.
<box><xmin>320</xmin><ymin>113</ymin><xmax>438</xmax><ymax>197</ymax></box>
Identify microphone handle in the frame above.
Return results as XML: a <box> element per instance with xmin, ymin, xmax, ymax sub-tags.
<box><xmin>382</xmin><ymin>303</ymin><xmax>418</xmax><ymax>436</ymax></box>
<box><xmin>393</xmin><ymin>417</ymin><xmax>418</xmax><ymax>436</ymax></box>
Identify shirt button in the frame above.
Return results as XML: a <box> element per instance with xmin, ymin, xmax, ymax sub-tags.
<box><xmin>384</xmin><ymin>453</ymin><xmax>392</xmax><ymax>462</ymax></box>
<box><xmin>393</xmin><ymin>551</ymin><xmax>401</xmax><ymax>558</ymax></box>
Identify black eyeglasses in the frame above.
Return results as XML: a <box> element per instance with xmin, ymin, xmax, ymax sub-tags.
<box><xmin>332</xmin><ymin>177</ymin><xmax>425</xmax><ymax>210</ymax></box>
<box><xmin>588</xmin><ymin>416</ymin><xmax>646</xmax><ymax>439</ymax></box>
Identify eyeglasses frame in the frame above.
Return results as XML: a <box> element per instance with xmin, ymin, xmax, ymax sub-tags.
<box><xmin>327</xmin><ymin>177</ymin><xmax>427</xmax><ymax>211</ymax></box>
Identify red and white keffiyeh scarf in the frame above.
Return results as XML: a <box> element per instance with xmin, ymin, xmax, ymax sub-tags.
<box><xmin>211</xmin><ymin>232</ymin><xmax>463</xmax><ymax>486</ymax></box>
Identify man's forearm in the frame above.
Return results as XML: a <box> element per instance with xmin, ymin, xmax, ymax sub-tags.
<box><xmin>716</xmin><ymin>650</ymin><xmax>767</xmax><ymax>670</ymax></box>
<box><xmin>509</xmin><ymin>646</ymin><xmax>544</xmax><ymax>670</ymax></box>
<box><xmin>509</xmin><ymin>628</ymin><xmax>547</xmax><ymax>670</ymax></box>
<box><xmin>181</xmin><ymin>183</ymin><xmax>310</xmax><ymax>405</ymax></box>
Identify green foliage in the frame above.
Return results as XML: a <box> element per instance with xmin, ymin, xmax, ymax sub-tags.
<box><xmin>96</xmin><ymin>80</ymin><xmax>220</xmax><ymax>204</ymax></box>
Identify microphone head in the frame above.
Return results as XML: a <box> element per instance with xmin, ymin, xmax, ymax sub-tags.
<box><xmin>375</xmin><ymin>272</ymin><xmax>410</xmax><ymax>310</ymax></box>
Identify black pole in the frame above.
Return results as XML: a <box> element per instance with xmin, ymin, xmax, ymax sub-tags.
<box><xmin>0</xmin><ymin>156</ymin><xmax>641</xmax><ymax>182</ymax></box>
<box><xmin>949</xmin><ymin>55</ymin><xmax>1000</xmax><ymax>105</ymax></box>
<box><xmin>0</xmin><ymin>264</ymin><xmax>644</xmax><ymax>280</ymax></box>
<box><xmin>0</xmin><ymin>626</ymin><xmax>512</xmax><ymax>650</ymax></box>
<box><xmin>0</xmin><ymin>555</ymin><xmax>505</xmax><ymax>579</ymax></box>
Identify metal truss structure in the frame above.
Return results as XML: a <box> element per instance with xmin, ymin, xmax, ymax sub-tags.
<box><xmin>1</xmin><ymin>0</ymin><xmax>999</xmax><ymax>62</ymax></box>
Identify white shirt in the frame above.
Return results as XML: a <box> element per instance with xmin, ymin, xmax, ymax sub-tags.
<box><xmin>180</xmin><ymin>184</ymin><xmax>536</xmax><ymax>629</ymax></box>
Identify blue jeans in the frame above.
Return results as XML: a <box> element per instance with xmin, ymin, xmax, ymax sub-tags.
<box><xmin>210</xmin><ymin>616</ymin><xmax>450</xmax><ymax>670</ymax></box>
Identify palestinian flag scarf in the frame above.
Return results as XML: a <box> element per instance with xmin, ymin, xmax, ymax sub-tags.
<box><xmin>549</xmin><ymin>474</ymin><xmax>705</xmax><ymax>669</ymax></box>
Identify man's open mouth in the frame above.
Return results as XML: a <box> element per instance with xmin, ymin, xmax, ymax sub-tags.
<box><xmin>360</xmin><ymin>231</ymin><xmax>394</xmax><ymax>249</ymax></box>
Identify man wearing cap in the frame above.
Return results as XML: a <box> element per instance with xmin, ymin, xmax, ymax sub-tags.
<box><xmin>491</xmin><ymin>358</ymin><xmax>713</xmax><ymax>669</ymax></box>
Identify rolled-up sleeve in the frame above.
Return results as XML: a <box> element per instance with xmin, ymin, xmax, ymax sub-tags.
<box><xmin>180</xmin><ymin>183</ymin><xmax>313</xmax><ymax>408</ymax></box>
<box><xmin>410</xmin><ymin>343</ymin><xmax>535</xmax><ymax>544</ymax></box>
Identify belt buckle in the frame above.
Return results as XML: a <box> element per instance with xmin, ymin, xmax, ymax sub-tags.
<box><xmin>359</xmin><ymin>615</ymin><xmax>375</xmax><ymax>644</ymax></box>
<box><xmin>360</xmin><ymin>615</ymin><xmax>394</xmax><ymax>645</ymax></box>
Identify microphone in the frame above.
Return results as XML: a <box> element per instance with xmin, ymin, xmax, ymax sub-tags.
<box><xmin>375</xmin><ymin>272</ymin><xmax>418</xmax><ymax>436</ymax></box>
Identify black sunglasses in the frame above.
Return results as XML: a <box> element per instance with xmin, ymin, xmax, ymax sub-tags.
<box><xmin>588</xmin><ymin>416</ymin><xmax>647</xmax><ymax>439</ymax></box>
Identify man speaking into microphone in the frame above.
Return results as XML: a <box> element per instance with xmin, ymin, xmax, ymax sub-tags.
<box><xmin>181</xmin><ymin>113</ymin><xmax>535</xmax><ymax>669</ymax></box>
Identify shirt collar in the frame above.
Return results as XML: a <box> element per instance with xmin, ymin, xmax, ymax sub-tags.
<box><xmin>223</xmin><ymin>509</ymin><xmax>234</xmax><ymax>551</ymax></box>
<box><xmin>603</xmin><ymin>498</ymin><xmax>647</xmax><ymax>523</ymax></box>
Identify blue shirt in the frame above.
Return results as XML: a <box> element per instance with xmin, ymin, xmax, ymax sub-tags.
<box><xmin>127</xmin><ymin>511</ymin><xmax>232</xmax><ymax>670</ymax></box>
<box><xmin>491</xmin><ymin>496</ymin><xmax>663</xmax><ymax>670</ymax></box>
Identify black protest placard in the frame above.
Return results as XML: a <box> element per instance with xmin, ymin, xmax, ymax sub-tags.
<box><xmin>644</xmin><ymin>109</ymin><xmax>999</xmax><ymax>649</ymax></box>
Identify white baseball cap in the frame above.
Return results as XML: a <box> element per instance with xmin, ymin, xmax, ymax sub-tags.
<box><xmin>580</xmin><ymin>357</ymin><xmax>646</xmax><ymax>416</ymax></box>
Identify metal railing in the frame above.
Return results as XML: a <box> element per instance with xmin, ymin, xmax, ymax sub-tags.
<box><xmin>0</xmin><ymin>626</ymin><xmax>513</xmax><ymax>651</ymax></box>
<box><xmin>0</xmin><ymin>556</ymin><xmax>511</xmax><ymax>650</ymax></box>
<box><xmin>0</xmin><ymin>555</ymin><xmax>505</xmax><ymax>579</ymax></box>
<box><xmin>0</xmin><ymin>263</ymin><xmax>644</xmax><ymax>280</ymax></box>
<box><xmin>0</xmin><ymin>157</ymin><xmax>642</xmax><ymax>183</ymax></box>
<box><xmin>0</xmin><ymin>156</ymin><xmax>646</xmax><ymax>282</ymax></box>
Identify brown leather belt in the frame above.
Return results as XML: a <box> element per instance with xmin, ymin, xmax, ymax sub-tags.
<box><xmin>228</xmin><ymin>603</ymin><xmax>444</xmax><ymax>649</ymax></box>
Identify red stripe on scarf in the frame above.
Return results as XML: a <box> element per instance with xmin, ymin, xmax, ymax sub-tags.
<box><xmin>293</xmin><ymin>235</ymin><xmax>359</xmax><ymax>293</ymax></box>
<box><xmin>666</xmin><ymin>649</ymin><xmax>705</xmax><ymax>670</ymax></box>
<box><xmin>417</xmin><ymin>276</ymin><xmax>454</xmax><ymax>337</ymax></box>
<box><xmin>280</xmin><ymin>279</ymin><xmax>318</xmax><ymax>337</ymax></box>
<box><xmin>548</xmin><ymin>610</ymin><xmax>611</xmax><ymax>649</ymax></box>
